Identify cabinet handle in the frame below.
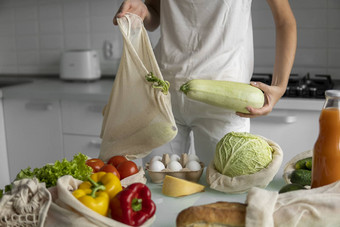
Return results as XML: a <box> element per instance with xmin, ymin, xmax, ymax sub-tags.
<box><xmin>25</xmin><ymin>102</ymin><xmax>53</xmax><ymax>111</ymax></box>
<box><xmin>252</xmin><ymin>115</ymin><xmax>297</xmax><ymax>124</ymax></box>
<box><xmin>89</xmin><ymin>139</ymin><xmax>102</xmax><ymax>148</ymax></box>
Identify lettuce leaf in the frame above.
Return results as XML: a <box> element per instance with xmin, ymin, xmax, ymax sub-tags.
<box><xmin>14</xmin><ymin>153</ymin><xmax>92</xmax><ymax>188</ymax></box>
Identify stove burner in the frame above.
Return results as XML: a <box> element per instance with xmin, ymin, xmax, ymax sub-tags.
<box><xmin>251</xmin><ymin>72</ymin><xmax>334</xmax><ymax>99</ymax></box>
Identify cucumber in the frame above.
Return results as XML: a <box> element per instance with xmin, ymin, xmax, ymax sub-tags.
<box><xmin>294</xmin><ymin>157</ymin><xmax>312</xmax><ymax>170</ymax></box>
<box><xmin>279</xmin><ymin>183</ymin><xmax>306</xmax><ymax>194</ymax></box>
<box><xmin>290</xmin><ymin>169</ymin><xmax>312</xmax><ymax>186</ymax></box>
<box><xmin>305</xmin><ymin>159</ymin><xmax>312</xmax><ymax>170</ymax></box>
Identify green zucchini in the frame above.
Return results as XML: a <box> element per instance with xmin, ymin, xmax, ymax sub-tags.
<box><xmin>180</xmin><ymin>79</ymin><xmax>264</xmax><ymax>113</ymax></box>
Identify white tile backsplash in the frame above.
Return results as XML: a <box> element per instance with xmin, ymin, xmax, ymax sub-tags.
<box><xmin>17</xmin><ymin>51</ymin><xmax>39</xmax><ymax>65</ymax></box>
<box><xmin>290</xmin><ymin>0</ymin><xmax>327</xmax><ymax>9</ymax></box>
<box><xmin>64</xmin><ymin>17</ymin><xmax>90</xmax><ymax>33</ymax></box>
<box><xmin>39</xmin><ymin>20</ymin><xmax>63</xmax><ymax>34</ymax></box>
<box><xmin>328</xmin><ymin>10</ymin><xmax>340</xmax><ymax>29</ymax></box>
<box><xmin>15</xmin><ymin>20</ymin><xmax>38</xmax><ymax>35</ymax></box>
<box><xmin>0</xmin><ymin>0</ymin><xmax>339</xmax><ymax>79</ymax></box>
<box><xmin>295</xmin><ymin>49</ymin><xmax>328</xmax><ymax>67</ymax></box>
<box><xmin>297</xmin><ymin>29</ymin><xmax>328</xmax><ymax>48</ymax></box>
<box><xmin>15</xmin><ymin>36</ymin><xmax>39</xmax><ymax>51</ymax></box>
<box><xmin>329</xmin><ymin>30</ymin><xmax>340</xmax><ymax>48</ymax></box>
<box><xmin>64</xmin><ymin>33</ymin><xmax>90</xmax><ymax>50</ymax></box>
<box><xmin>328</xmin><ymin>49</ymin><xmax>340</xmax><ymax>67</ymax></box>
<box><xmin>14</xmin><ymin>6</ymin><xmax>38</xmax><ymax>21</ymax></box>
<box><xmin>293</xmin><ymin>9</ymin><xmax>328</xmax><ymax>28</ymax></box>
<box><xmin>0</xmin><ymin>52</ymin><xmax>17</xmax><ymax>66</ymax></box>
<box><xmin>0</xmin><ymin>24</ymin><xmax>14</xmax><ymax>36</ymax></box>
<box><xmin>0</xmin><ymin>37</ymin><xmax>15</xmax><ymax>50</ymax></box>
<box><xmin>62</xmin><ymin>1</ymin><xmax>89</xmax><ymax>19</ymax></box>
<box><xmin>40</xmin><ymin>35</ymin><xmax>64</xmax><ymax>50</ymax></box>
<box><xmin>328</xmin><ymin>0</ymin><xmax>340</xmax><ymax>9</ymax></box>
<box><xmin>38</xmin><ymin>4</ymin><xmax>62</xmax><ymax>20</ymax></box>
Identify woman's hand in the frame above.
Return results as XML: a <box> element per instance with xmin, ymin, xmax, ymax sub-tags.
<box><xmin>113</xmin><ymin>0</ymin><xmax>160</xmax><ymax>31</ymax></box>
<box><xmin>113</xmin><ymin>0</ymin><xmax>148</xmax><ymax>25</ymax></box>
<box><xmin>236</xmin><ymin>81</ymin><xmax>285</xmax><ymax>118</ymax></box>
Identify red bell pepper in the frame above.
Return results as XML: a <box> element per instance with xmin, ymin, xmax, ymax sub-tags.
<box><xmin>110</xmin><ymin>183</ymin><xmax>156</xmax><ymax>226</ymax></box>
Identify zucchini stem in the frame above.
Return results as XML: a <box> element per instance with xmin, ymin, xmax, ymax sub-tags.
<box><xmin>179</xmin><ymin>83</ymin><xmax>189</xmax><ymax>95</ymax></box>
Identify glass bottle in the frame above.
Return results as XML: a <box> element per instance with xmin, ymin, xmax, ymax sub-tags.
<box><xmin>311</xmin><ymin>90</ymin><xmax>340</xmax><ymax>188</ymax></box>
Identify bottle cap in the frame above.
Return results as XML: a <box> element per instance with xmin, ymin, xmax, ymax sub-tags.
<box><xmin>325</xmin><ymin>90</ymin><xmax>340</xmax><ymax>98</ymax></box>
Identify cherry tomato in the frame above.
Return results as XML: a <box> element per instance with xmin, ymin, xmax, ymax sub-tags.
<box><xmin>107</xmin><ymin>155</ymin><xmax>128</xmax><ymax>168</ymax></box>
<box><xmin>99</xmin><ymin>164</ymin><xmax>121</xmax><ymax>179</ymax></box>
<box><xmin>86</xmin><ymin>158</ymin><xmax>105</xmax><ymax>173</ymax></box>
<box><xmin>117</xmin><ymin>161</ymin><xmax>139</xmax><ymax>180</ymax></box>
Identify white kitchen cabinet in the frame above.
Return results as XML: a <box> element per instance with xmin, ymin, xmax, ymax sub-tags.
<box><xmin>61</xmin><ymin>100</ymin><xmax>106</xmax><ymax>159</ymax></box>
<box><xmin>3</xmin><ymin>98</ymin><xmax>64</xmax><ymax>180</ymax></box>
<box><xmin>63</xmin><ymin>134</ymin><xmax>102</xmax><ymax>160</ymax></box>
<box><xmin>0</xmin><ymin>95</ymin><xmax>10</xmax><ymax>188</ymax></box>
<box><xmin>250</xmin><ymin>106</ymin><xmax>321</xmax><ymax>177</ymax></box>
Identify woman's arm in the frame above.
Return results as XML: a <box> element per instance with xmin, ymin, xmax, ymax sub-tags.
<box><xmin>238</xmin><ymin>0</ymin><xmax>297</xmax><ymax>118</ymax></box>
<box><xmin>113</xmin><ymin>0</ymin><xmax>160</xmax><ymax>31</ymax></box>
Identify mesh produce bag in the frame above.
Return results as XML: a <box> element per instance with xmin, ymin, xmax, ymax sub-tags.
<box><xmin>99</xmin><ymin>13</ymin><xmax>177</xmax><ymax>162</ymax></box>
<box><xmin>0</xmin><ymin>178</ymin><xmax>51</xmax><ymax>227</ymax></box>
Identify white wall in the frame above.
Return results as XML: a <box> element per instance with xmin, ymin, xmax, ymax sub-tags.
<box><xmin>0</xmin><ymin>0</ymin><xmax>339</xmax><ymax>79</ymax></box>
<box><xmin>253</xmin><ymin>0</ymin><xmax>340</xmax><ymax>78</ymax></box>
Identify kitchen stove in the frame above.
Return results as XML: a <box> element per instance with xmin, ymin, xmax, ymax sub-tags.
<box><xmin>251</xmin><ymin>73</ymin><xmax>334</xmax><ymax>99</ymax></box>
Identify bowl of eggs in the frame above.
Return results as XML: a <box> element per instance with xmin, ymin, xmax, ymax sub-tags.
<box><xmin>145</xmin><ymin>153</ymin><xmax>204</xmax><ymax>183</ymax></box>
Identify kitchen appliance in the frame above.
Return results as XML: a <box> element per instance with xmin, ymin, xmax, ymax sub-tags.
<box><xmin>252</xmin><ymin>73</ymin><xmax>334</xmax><ymax>99</ymax></box>
<box><xmin>60</xmin><ymin>50</ymin><xmax>101</xmax><ymax>81</ymax></box>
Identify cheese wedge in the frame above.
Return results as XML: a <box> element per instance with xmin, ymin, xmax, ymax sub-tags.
<box><xmin>162</xmin><ymin>175</ymin><xmax>205</xmax><ymax>197</ymax></box>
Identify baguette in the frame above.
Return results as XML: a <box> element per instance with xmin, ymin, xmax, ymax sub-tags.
<box><xmin>176</xmin><ymin>201</ymin><xmax>246</xmax><ymax>227</ymax></box>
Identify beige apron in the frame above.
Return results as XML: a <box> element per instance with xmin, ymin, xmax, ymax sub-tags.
<box><xmin>145</xmin><ymin>0</ymin><xmax>254</xmax><ymax>165</ymax></box>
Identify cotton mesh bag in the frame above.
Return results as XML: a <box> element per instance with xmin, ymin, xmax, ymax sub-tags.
<box><xmin>0</xmin><ymin>178</ymin><xmax>51</xmax><ymax>227</ymax></box>
<box><xmin>99</xmin><ymin>13</ymin><xmax>177</xmax><ymax>162</ymax></box>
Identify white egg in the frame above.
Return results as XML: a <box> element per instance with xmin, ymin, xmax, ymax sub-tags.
<box><xmin>185</xmin><ymin>160</ymin><xmax>201</xmax><ymax>171</ymax></box>
<box><xmin>149</xmin><ymin>160</ymin><xmax>165</xmax><ymax>172</ymax></box>
<box><xmin>188</xmin><ymin>154</ymin><xmax>200</xmax><ymax>162</ymax></box>
<box><xmin>167</xmin><ymin>160</ymin><xmax>183</xmax><ymax>171</ymax></box>
<box><xmin>150</xmin><ymin>155</ymin><xmax>162</xmax><ymax>163</ymax></box>
<box><xmin>170</xmin><ymin>154</ymin><xmax>180</xmax><ymax>162</ymax></box>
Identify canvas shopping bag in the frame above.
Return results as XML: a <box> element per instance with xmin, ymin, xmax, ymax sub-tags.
<box><xmin>246</xmin><ymin>180</ymin><xmax>340</xmax><ymax>227</ymax></box>
<box><xmin>206</xmin><ymin>136</ymin><xmax>283</xmax><ymax>194</ymax></box>
<box><xmin>99</xmin><ymin>13</ymin><xmax>177</xmax><ymax>162</ymax></box>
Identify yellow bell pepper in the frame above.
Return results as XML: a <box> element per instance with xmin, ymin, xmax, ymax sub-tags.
<box><xmin>72</xmin><ymin>172</ymin><xmax>122</xmax><ymax>216</ymax></box>
<box><xmin>78</xmin><ymin>172</ymin><xmax>122</xmax><ymax>199</ymax></box>
<box><xmin>73</xmin><ymin>187</ymin><xmax>109</xmax><ymax>216</ymax></box>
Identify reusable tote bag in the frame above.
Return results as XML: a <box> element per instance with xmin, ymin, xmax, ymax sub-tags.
<box><xmin>99</xmin><ymin>13</ymin><xmax>177</xmax><ymax>162</ymax></box>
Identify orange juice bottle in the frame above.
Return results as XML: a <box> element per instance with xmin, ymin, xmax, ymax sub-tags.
<box><xmin>311</xmin><ymin>90</ymin><xmax>340</xmax><ymax>188</ymax></box>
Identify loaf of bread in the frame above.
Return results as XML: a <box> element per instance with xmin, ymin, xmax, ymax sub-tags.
<box><xmin>176</xmin><ymin>201</ymin><xmax>246</xmax><ymax>227</ymax></box>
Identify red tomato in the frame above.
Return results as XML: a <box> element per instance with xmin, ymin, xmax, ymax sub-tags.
<box><xmin>86</xmin><ymin>158</ymin><xmax>105</xmax><ymax>173</ymax></box>
<box><xmin>107</xmin><ymin>155</ymin><xmax>128</xmax><ymax>168</ymax></box>
<box><xmin>117</xmin><ymin>161</ymin><xmax>139</xmax><ymax>180</ymax></box>
<box><xmin>99</xmin><ymin>164</ymin><xmax>120</xmax><ymax>180</ymax></box>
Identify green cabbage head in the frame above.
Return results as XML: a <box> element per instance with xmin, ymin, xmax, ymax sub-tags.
<box><xmin>214</xmin><ymin>132</ymin><xmax>273</xmax><ymax>177</ymax></box>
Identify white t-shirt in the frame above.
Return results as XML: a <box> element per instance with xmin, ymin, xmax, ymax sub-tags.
<box><xmin>154</xmin><ymin>0</ymin><xmax>254</xmax><ymax>90</ymax></box>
